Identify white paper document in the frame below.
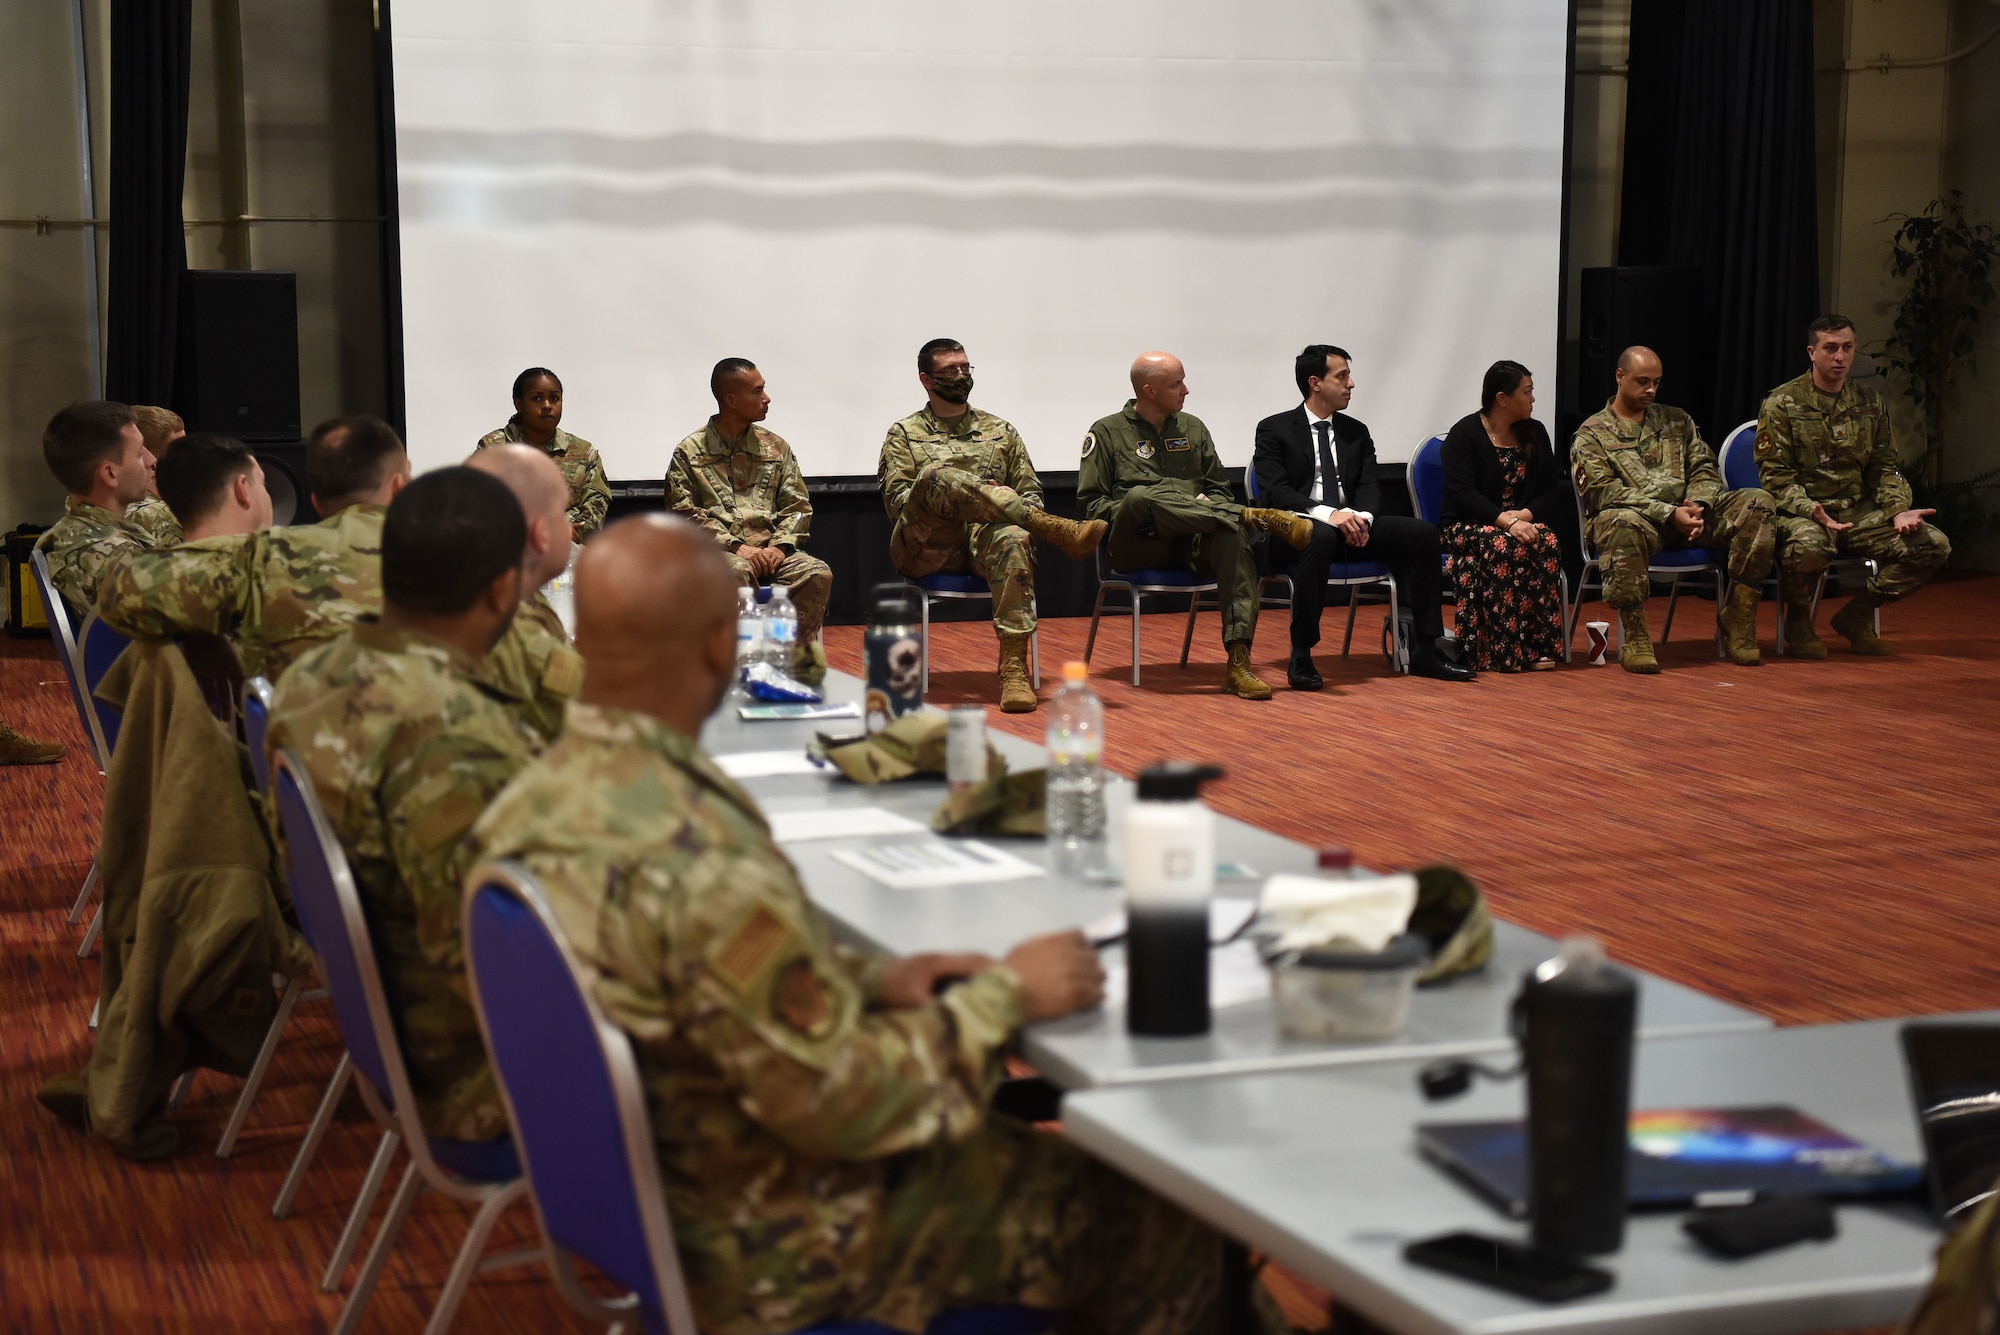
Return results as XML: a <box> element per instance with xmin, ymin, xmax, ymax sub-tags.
<box><xmin>715</xmin><ymin>750</ymin><xmax>827</xmax><ymax>780</ymax></box>
<box><xmin>830</xmin><ymin>839</ymin><xmax>1046</xmax><ymax>891</ymax></box>
<box><xmin>1083</xmin><ymin>898</ymin><xmax>1259</xmax><ymax>949</ymax></box>
<box><xmin>767</xmin><ymin>807</ymin><xmax>924</xmax><ymax>844</ymax></box>
<box><xmin>1101</xmin><ymin>939</ymin><xmax>1270</xmax><ymax>1014</ymax></box>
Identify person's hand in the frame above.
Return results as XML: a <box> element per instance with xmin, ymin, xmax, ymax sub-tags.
<box><xmin>744</xmin><ymin>545</ymin><xmax>785</xmax><ymax>578</ymax></box>
<box><xmin>1004</xmin><ymin>930</ymin><xmax>1105</xmax><ymax>1021</ymax></box>
<box><xmin>1669</xmin><ymin>503</ymin><xmax>1705</xmax><ymax>539</ymax></box>
<box><xmin>1506</xmin><ymin>519</ymin><xmax>1540</xmax><ymax>543</ymax></box>
<box><xmin>1893</xmin><ymin>507</ymin><xmax>1937</xmax><ymax>535</ymax></box>
<box><xmin>877</xmin><ymin>952</ymin><xmax>999</xmax><ymax>1009</ymax></box>
<box><xmin>1811</xmin><ymin>504</ymin><xmax>1854</xmax><ymax>534</ymax></box>
<box><xmin>1494</xmin><ymin>509</ymin><xmax>1523</xmax><ymax>529</ymax></box>
<box><xmin>1330</xmin><ymin>509</ymin><xmax>1369</xmax><ymax>544</ymax></box>
<box><xmin>1195</xmin><ymin>492</ymin><xmax>1208</xmax><ymax>502</ymax></box>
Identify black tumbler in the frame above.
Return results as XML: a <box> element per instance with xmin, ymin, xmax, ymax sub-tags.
<box><xmin>1518</xmin><ymin>938</ymin><xmax>1637</xmax><ymax>1259</ymax></box>
<box><xmin>863</xmin><ymin>583</ymin><xmax>923</xmax><ymax>732</ymax></box>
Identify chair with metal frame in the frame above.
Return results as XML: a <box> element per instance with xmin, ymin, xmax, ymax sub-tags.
<box><xmin>71</xmin><ymin>611</ymin><xmax>133</xmax><ymax>959</ymax></box>
<box><xmin>1081</xmin><ymin>543</ymin><xmax>1220</xmax><ymax>687</ymax></box>
<box><xmin>32</xmin><ymin>550</ymin><xmax>109</xmax><ymax>932</ymax></box>
<box><xmin>1567</xmin><ymin>481</ymin><xmax>1724</xmax><ymax>657</ymax></box>
<box><xmin>908</xmin><ymin>573</ymin><xmax>1039</xmax><ymax>694</ymax></box>
<box><xmin>271</xmin><ymin>749</ymin><xmax>538</xmax><ymax>1335</ymax></box>
<box><xmin>1243</xmin><ymin>459</ymin><xmax>1403</xmax><ymax>671</ymax></box>
<box><xmin>463</xmin><ymin>859</ymin><xmax>1055</xmax><ymax>1335</ymax></box>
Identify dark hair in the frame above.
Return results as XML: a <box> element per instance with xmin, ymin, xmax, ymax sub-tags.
<box><xmin>917</xmin><ymin>338</ymin><xmax>965</xmax><ymax>374</ymax></box>
<box><xmin>43</xmin><ymin>400</ymin><xmax>137</xmax><ymax>494</ymax></box>
<box><xmin>381</xmin><ymin>467</ymin><xmax>527</xmax><ymax>616</ymax></box>
<box><xmin>512</xmin><ymin>367</ymin><xmax>561</xmax><ymax>401</ymax></box>
<box><xmin>1806</xmin><ymin>314</ymin><xmax>1855</xmax><ymax>347</ymax></box>
<box><xmin>156</xmin><ymin>432</ymin><xmax>257</xmax><ymax>526</ymax></box>
<box><xmin>710</xmin><ymin>357</ymin><xmax>757</xmax><ymax>398</ymax></box>
<box><xmin>1293</xmin><ymin>345</ymin><xmax>1353</xmax><ymax>400</ymax></box>
<box><xmin>1479</xmin><ymin>360</ymin><xmax>1533</xmax><ymax>414</ymax></box>
<box><xmin>306</xmin><ymin>415</ymin><xmax>407</xmax><ymax>506</ymax></box>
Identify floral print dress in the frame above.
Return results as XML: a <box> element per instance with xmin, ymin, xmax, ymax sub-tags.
<box><xmin>1441</xmin><ymin>448</ymin><xmax>1566</xmax><ymax>671</ymax></box>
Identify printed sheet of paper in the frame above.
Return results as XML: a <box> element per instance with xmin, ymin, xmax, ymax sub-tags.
<box><xmin>1101</xmin><ymin>939</ymin><xmax>1271</xmax><ymax>1013</ymax></box>
<box><xmin>767</xmin><ymin>807</ymin><xmax>924</xmax><ymax>844</ymax></box>
<box><xmin>714</xmin><ymin>750</ymin><xmax>827</xmax><ymax>780</ymax></box>
<box><xmin>831</xmin><ymin>839</ymin><xmax>1046</xmax><ymax>890</ymax></box>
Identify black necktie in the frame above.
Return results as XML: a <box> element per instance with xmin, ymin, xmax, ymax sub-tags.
<box><xmin>1314</xmin><ymin>419</ymin><xmax>1341</xmax><ymax>507</ymax></box>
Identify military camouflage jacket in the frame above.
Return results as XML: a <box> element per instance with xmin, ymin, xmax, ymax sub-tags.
<box><xmin>469</xmin><ymin>703</ymin><xmax>1026</xmax><ymax>1335</ymax></box>
<box><xmin>1077</xmin><ymin>401</ymin><xmax>1231</xmax><ymax>524</ymax></box>
<box><xmin>270</xmin><ymin>619</ymin><xmax>540</xmax><ymax>1141</ymax></box>
<box><xmin>1754</xmin><ymin>372</ymin><xmax>1914</xmax><ymax>520</ymax></box>
<box><xmin>879</xmin><ymin>406</ymin><xmax>1042</xmax><ymax>519</ymax></box>
<box><xmin>35</xmin><ymin>497</ymin><xmax>162</xmax><ymax>617</ymax></box>
<box><xmin>666</xmin><ymin>420</ymin><xmax>813</xmax><ymax>551</ymax></box>
<box><xmin>1571</xmin><ymin>400</ymin><xmax>1723</xmax><ymax>524</ymax></box>
<box><xmin>126</xmin><ymin>494</ymin><xmax>185</xmax><ymax>546</ymax></box>
<box><xmin>476</xmin><ymin>420</ymin><xmax>612</xmax><ymax>539</ymax></box>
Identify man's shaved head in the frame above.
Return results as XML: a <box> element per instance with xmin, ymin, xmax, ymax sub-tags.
<box><xmin>1612</xmin><ymin>345</ymin><xmax>1664</xmax><ymax>417</ymax></box>
<box><xmin>574</xmin><ymin>514</ymin><xmax>741</xmax><ymax>733</ymax></box>
<box><xmin>1129</xmin><ymin>350</ymin><xmax>1190</xmax><ymax>423</ymax></box>
<box><xmin>1616</xmin><ymin>346</ymin><xmax>1661</xmax><ymax>375</ymax></box>
<box><xmin>467</xmin><ymin>443</ymin><xmax>570</xmax><ymax>587</ymax></box>
<box><xmin>1130</xmin><ymin>351</ymin><xmax>1184</xmax><ymax>392</ymax></box>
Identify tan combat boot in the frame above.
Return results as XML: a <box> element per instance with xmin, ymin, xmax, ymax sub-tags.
<box><xmin>790</xmin><ymin>639</ymin><xmax>828</xmax><ymax>686</ymax></box>
<box><xmin>1717</xmin><ymin>582</ymin><xmax>1762</xmax><ymax>666</ymax></box>
<box><xmin>1782</xmin><ymin>592</ymin><xmax>1827</xmax><ymax>659</ymax></box>
<box><xmin>1223</xmin><ymin>640</ymin><xmax>1273</xmax><ymax>699</ymax></box>
<box><xmin>997</xmin><ymin>634</ymin><xmax>1038</xmax><ymax>713</ymax></box>
<box><xmin>1241</xmin><ymin>508</ymin><xmax>1314</xmax><ymax>551</ymax></box>
<box><xmin>1829</xmin><ymin>592</ymin><xmax>1889</xmax><ymax>655</ymax></box>
<box><xmin>0</xmin><ymin>721</ymin><xmax>64</xmax><ymax>765</ymax></box>
<box><xmin>1020</xmin><ymin>508</ymin><xmax>1108</xmax><ymax>560</ymax></box>
<box><xmin>1617</xmin><ymin>607</ymin><xmax>1659</xmax><ymax>674</ymax></box>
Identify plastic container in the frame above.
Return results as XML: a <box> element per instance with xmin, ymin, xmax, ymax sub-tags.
<box><xmin>735</xmin><ymin>586</ymin><xmax>761</xmax><ymax>688</ymax></box>
<box><xmin>1046</xmin><ymin>661</ymin><xmax>1105</xmax><ymax>860</ymax></box>
<box><xmin>1267</xmin><ymin>931</ymin><xmax>1427</xmax><ymax>1040</ymax></box>
<box><xmin>765</xmin><ymin>584</ymin><xmax>798</xmax><ymax>666</ymax></box>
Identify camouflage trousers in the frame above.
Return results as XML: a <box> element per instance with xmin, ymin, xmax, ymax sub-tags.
<box><xmin>855</xmin><ymin>1114</ymin><xmax>1227</xmax><ymax>1335</ymax></box>
<box><xmin>1106</xmin><ymin>485</ymin><xmax>1258</xmax><ymax>644</ymax></box>
<box><xmin>889</xmin><ymin>466</ymin><xmax>1037</xmax><ymax>637</ymax></box>
<box><xmin>725</xmin><ymin>547</ymin><xmax>833</xmax><ymax>644</ymax></box>
<box><xmin>1774</xmin><ymin>507</ymin><xmax>1951</xmax><ymax>602</ymax></box>
<box><xmin>1590</xmin><ymin>487</ymin><xmax>1776</xmax><ymax>609</ymax></box>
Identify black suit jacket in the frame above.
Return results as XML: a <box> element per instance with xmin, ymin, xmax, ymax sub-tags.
<box><xmin>1438</xmin><ymin>412</ymin><xmax>1566</xmax><ymax>526</ymax></box>
<box><xmin>1251</xmin><ymin>406</ymin><xmax>1384</xmax><ymax>516</ymax></box>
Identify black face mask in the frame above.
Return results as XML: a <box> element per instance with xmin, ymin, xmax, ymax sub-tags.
<box><xmin>929</xmin><ymin>373</ymin><xmax>973</xmax><ymax>405</ymax></box>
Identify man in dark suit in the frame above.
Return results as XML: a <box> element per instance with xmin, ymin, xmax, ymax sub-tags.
<box><xmin>1252</xmin><ymin>345</ymin><xmax>1472</xmax><ymax>689</ymax></box>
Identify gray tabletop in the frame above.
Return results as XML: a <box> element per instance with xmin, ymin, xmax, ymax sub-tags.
<box><xmin>701</xmin><ymin>673</ymin><xmax>1766</xmax><ymax>1091</ymax></box>
<box><xmin>1063</xmin><ymin>1015</ymin><xmax>1997</xmax><ymax>1335</ymax></box>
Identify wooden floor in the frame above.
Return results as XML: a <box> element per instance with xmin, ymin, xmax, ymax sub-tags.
<box><xmin>3</xmin><ymin>573</ymin><xmax>1991</xmax><ymax>1332</ymax></box>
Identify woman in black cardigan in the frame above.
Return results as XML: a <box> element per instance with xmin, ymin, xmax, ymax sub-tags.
<box><xmin>1438</xmin><ymin>361</ymin><xmax>1567</xmax><ymax>670</ymax></box>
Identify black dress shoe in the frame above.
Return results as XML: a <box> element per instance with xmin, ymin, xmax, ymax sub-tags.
<box><xmin>1287</xmin><ymin>654</ymin><xmax>1324</xmax><ymax>691</ymax></box>
<box><xmin>1433</xmin><ymin>634</ymin><xmax>1466</xmax><ymax>664</ymax></box>
<box><xmin>1410</xmin><ymin>648</ymin><xmax>1475</xmax><ymax>682</ymax></box>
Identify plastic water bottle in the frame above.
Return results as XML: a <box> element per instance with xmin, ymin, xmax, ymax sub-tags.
<box><xmin>1046</xmin><ymin>661</ymin><xmax>1105</xmax><ymax>869</ymax></box>
<box><xmin>765</xmin><ymin>585</ymin><xmax>798</xmax><ymax>668</ymax></box>
<box><xmin>735</xmin><ymin>586</ymin><xmax>761</xmax><ymax>686</ymax></box>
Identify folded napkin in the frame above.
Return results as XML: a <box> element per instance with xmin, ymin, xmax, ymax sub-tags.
<box><xmin>1257</xmin><ymin>872</ymin><xmax>1419</xmax><ymax>954</ymax></box>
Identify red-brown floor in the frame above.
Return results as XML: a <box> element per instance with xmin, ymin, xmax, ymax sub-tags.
<box><xmin>3</xmin><ymin>574</ymin><xmax>1990</xmax><ymax>1332</ymax></box>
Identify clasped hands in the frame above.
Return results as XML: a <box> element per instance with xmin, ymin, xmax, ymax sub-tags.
<box><xmin>1494</xmin><ymin>509</ymin><xmax>1543</xmax><ymax>542</ymax></box>
<box><xmin>876</xmin><ymin>930</ymin><xmax>1104</xmax><ymax>1021</ymax></box>
<box><xmin>1327</xmin><ymin>509</ymin><xmax>1369</xmax><ymax>544</ymax></box>
<box><xmin>737</xmin><ymin>543</ymin><xmax>787</xmax><ymax>579</ymax></box>
<box><xmin>1668</xmin><ymin>503</ymin><xmax>1705</xmax><ymax>540</ymax></box>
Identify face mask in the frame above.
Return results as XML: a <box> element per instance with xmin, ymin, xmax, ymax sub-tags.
<box><xmin>929</xmin><ymin>372</ymin><xmax>973</xmax><ymax>404</ymax></box>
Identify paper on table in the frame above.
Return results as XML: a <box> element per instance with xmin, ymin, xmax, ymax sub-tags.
<box><xmin>1083</xmin><ymin>898</ymin><xmax>1258</xmax><ymax>948</ymax></box>
<box><xmin>737</xmin><ymin>701</ymin><xmax>861</xmax><ymax>721</ymax></box>
<box><xmin>1100</xmin><ymin>939</ymin><xmax>1270</xmax><ymax>1014</ymax></box>
<box><xmin>715</xmin><ymin>750</ymin><xmax>827</xmax><ymax>780</ymax></box>
<box><xmin>830</xmin><ymin>839</ymin><xmax>1045</xmax><ymax>890</ymax></box>
<box><xmin>767</xmin><ymin>807</ymin><xmax>924</xmax><ymax>843</ymax></box>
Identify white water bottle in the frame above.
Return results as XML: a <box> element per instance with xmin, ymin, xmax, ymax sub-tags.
<box><xmin>735</xmin><ymin>586</ymin><xmax>761</xmax><ymax>683</ymax></box>
<box><xmin>1046</xmin><ymin>661</ymin><xmax>1105</xmax><ymax>867</ymax></box>
<box><xmin>765</xmin><ymin>585</ymin><xmax>798</xmax><ymax>668</ymax></box>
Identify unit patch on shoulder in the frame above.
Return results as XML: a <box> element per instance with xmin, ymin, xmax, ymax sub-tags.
<box><xmin>1135</xmin><ymin>442</ymin><xmax>1155</xmax><ymax>461</ymax></box>
<box><xmin>541</xmin><ymin>645</ymin><xmax>585</xmax><ymax>697</ymax></box>
<box><xmin>1164</xmin><ymin>437</ymin><xmax>1190</xmax><ymax>453</ymax></box>
<box><xmin>1081</xmin><ymin>432</ymin><xmax>1096</xmax><ymax>460</ymax></box>
<box><xmin>710</xmin><ymin>902</ymin><xmax>792</xmax><ymax>996</ymax></box>
<box><xmin>773</xmin><ymin>958</ymin><xmax>836</xmax><ymax>1039</ymax></box>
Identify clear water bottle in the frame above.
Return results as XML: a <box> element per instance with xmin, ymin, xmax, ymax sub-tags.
<box><xmin>735</xmin><ymin>586</ymin><xmax>761</xmax><ymax>687</ymax></box>
<box><xmin>765</xmin><ymin>585</ymin><xmax>798</xmax><ymax>668</ymax></box>
<box><xmin>1046</xmin><ymin>661</ymin><xmax>1105</xmax><ymax>869</ymax></box>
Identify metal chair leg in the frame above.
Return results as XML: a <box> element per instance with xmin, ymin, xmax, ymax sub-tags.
<box><xmin>323</xmin><ymin>1126</ymin><xmax>400</xmax><ymax>1291</ymax></box>
<box><xmin>918</xmin><ymin>587</ymin><xmax>932</xmax><ymax>693</ymax></box>
<box><xmin>1130</xmin><ymin>590</ymin><xmax>1143</xmax><ymax>686</ymax></box>
<box><xmin>68</xmin><ymin>859</ymin><xmax>100</xmax><ymax>925</ymax></box>
<box><xmin>218</xmin><ymin>975</ymin><xmax>305</xmax><ymax>1157</ymax></box>
<box><xmin>167</xmin><ymin>1070</ymin><xmax>197</xmax><ymax>1109</ymax></box>
<box><xmin>1083</xmin><ymin>586</ymin><xmax>1109</xmax><ymax>664</ymax></box>
<box><xmin>1559</xmin><ymin>571</ymin><xmax>1574</xmax><ymax>663</ymax></box>
<box><xmin>421</xmin><ymin>1180</ymin><xmax>531</xmax><ymax>1335</ymax></box>
<box><xmin>78</xmin><ymin>904</ymin><xmax>103</xmax><ymax>959</ymax></box>
<box><xmin>1661</xmin><ymin>574</ymin><xmax>1681</xmax><ymax>643</ymax></box>
<box><xmin>332</xmin><ymin>1160</ymin><xmax>422</xmax><ymax>1335</ymax></box>
<box><xmin>1341</xmin><ymin>588</ymin><xmax>1359</xmax><ymax>656</ymax></box>
<box><xmin>276</xmin><ymin>1052</ymin><xmax>354</xmax><ymax>1218</ymax></box>
<box><xmin>1713</xmin><ymin>570</ymin><xmax>1728</xmax><ymax>659</ymax></box>
<box><xmin>1178</xmin><ymin>592</ymin><xmax>1199</xmax><ymax>666</ymax></box>
<box><xmin>1388</xmin><ymin>580</ymin><xmax>1405</xmax><ymax>673</ymax></box>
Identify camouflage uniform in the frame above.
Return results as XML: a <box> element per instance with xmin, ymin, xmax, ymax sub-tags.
<box><xmin>34</xmin><ymin>497</ymin><xmax>163</xmax><ymax>618</ymax></box>
<box><xmin>476</xmin><ymin>420</ymin><xmax>612</xmax><ymax>540</ymax></box>
<box><xmin>667</xmin><ymin>420</ymin><xmax>832</xmax><ymax>645</ymax></box>
<box><xmin>1755</xmin><ymin>373</ymin><xmax>1950</xmax><ymax>601</ymax></box>
<box><xmin>1077</xmin><ymin>402</ymin><xmax>1257</xmax><ymax>643</ymax></box>
<box><xmin>270</xmin><ymin>619</ymin><xmax>540</xmax><ymax>1141</ymax></box>
<box><xmin>1571</xmin><ymin>399</ymin><xmax>1776</xmax><ymax>607</ymax></box>
<box><xmin>879</xmin><ymin>407</ymin><xmax>1043</xmax><ymax>637</ymax></box>
<box><xmin>94</xmin><ymin>503</ymin><xmax>584</xmax><ymax>737</ymax></box>
<box><xmin>470</xmin><ymin>702</ymin><xmax>1227</xmax><ymax>1335</ymax></box>
<box><xmin>126</xmin><ymin>494</ymin><xmax>185</xmax><ymax>547</ymax></box>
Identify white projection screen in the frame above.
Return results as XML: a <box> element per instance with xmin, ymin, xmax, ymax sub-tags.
<box><xmin>390</xmin><ymin>2</ymin><xmax>1568</xmax><ymax>481</ymax></box>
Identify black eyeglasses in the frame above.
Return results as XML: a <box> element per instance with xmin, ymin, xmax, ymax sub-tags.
<box><xmin>926</xmin><ymin>365</ymin><xmax>974</xmax><ymax>375</ymax></box>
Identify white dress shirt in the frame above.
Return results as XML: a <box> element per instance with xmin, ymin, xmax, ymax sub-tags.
<box><xmin>1302</xmin><ymin>406</ymin><xmax>1373</xmax><ymax>527</ymax></box>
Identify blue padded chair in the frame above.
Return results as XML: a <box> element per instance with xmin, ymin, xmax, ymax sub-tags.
<box><xmin>31</xmin><ymin>550</ymin><xmax>106</xmax><ymax>932</ymax></box>
<box><xmin>1717</xmin><ymin>420</ymin><xmax>1877</xmax><ymax>650</ymax></box>
<box><xmin>1082</xmin><ymin>544</ymin><xmax>1220</xmax><ymax>687</ymax></box>
<box><xmin>909</xmin><ymin>573</ymin><xmax>1039</xmax><ymax>694</ymax></box>
<box><xmin>241</xmin><ymin>675</ymin><xmax>275</xmax><ymax>796</ymax></box>
<box><xmin>271</xmin><ymin>750</ymin><xmax>536</xmax><ymax>1335</ymax></box>
<box><xmin>71</xmin><ymin>612</ymin><xmax>132</xmax><ymax>958</ymax></box>
<box><xmin>1243</xmin><ymin>458</ymin><xmax>1403</xmax><ymax>669</ymax></box>
<box><xmin>1569</xmin><ymin>477</ymin><xmax>1723</xmax><ymax>657</ymax></box>
<box><xmin>464</xmin><ymin>861</ymin><xmax>1054</xmax><ymax>1335</ymax></box>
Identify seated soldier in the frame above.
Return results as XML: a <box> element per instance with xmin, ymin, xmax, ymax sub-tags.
<box><xmin>471</xmin><ymin>514</ymin><xmax>1257</xmax><ymax>1335</ymax></box>
<box><xmin>34</xmin><ymin>401</ymin><xmax>171</xmax><ymax>617</ymax></box>
<box><xmin>466</xmin><ymin>443</ymin><xmax>589</xmax><ymax>741</ymax></box>
<box><xmin>879</xmin><ymin>338</ymin><xmax>1108</xmax><ymax>713</ymax></box>
<box><xmin>128</xmin><ymin>405</ymin><xmax>187</xmax><ymax>545</ymax></box>
<box><xmin>269</xmin><ymin>467</ymin><xmax>543</xmax><ymax>1144</ymax></box>
<box><xmin>1572</xmin><ymin>346</ymin><xmax>1776</xmax><ymax>672</ymax></box>
<box><xmin>667</xmin><ymin>358</ymin><xmax>831</xmax><ymax>683</ymax></box>
<box><xmin>154</xmin><ymin>433</ymin><xmax>274</xmax><ymax>543</ymax></box>
<box><xmin>1756</xmin><ymin>315</ymin><xmax>1950</xmax><ymax>656</ymax></box>
<box><xmin>476</xmin><ymin>366</ymin><xmax>611</xmax><ymax>541</ymax></box>
<box><xmin>1079</xmin><ymin>351</ymin><xmax>1314</xmax><ymax>700</ymax></box>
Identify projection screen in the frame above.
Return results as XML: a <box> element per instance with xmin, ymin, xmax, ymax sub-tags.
<box><xmin>391</xmin><ymin>2</ymin><xmax>1569</xmax><ymax>481</ymax></box>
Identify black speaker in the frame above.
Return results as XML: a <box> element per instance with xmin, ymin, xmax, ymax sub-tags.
<box><xmin>1577</xmin><ymin>266</ymin><xmax>1708</xmax><ymax>431</ymax></box>
<box><xmin>175</xmin><ymin>270</ymin><xmax>302</xmax><ymax>442</ymax></box>
<box><xmin>250</xmin><ymin>442</ymin><xmax>313</xmax><ymax>526</ymax></box>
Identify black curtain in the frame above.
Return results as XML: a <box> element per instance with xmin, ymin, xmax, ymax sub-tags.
<box><xmin>104</xmin><ymin>0</ymin><xmax>194</xmax><ymax>407</ymax></box>
<box><xmin>1619</xmin><ymin>0</ymin><xmax>1820</xmax><ymax>436</ymax></box>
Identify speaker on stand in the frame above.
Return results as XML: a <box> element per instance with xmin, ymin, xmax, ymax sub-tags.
<box><xmin>174</xmin><ymin>270</ymin><xmax>311</xmax><ymax>523</ymax></box>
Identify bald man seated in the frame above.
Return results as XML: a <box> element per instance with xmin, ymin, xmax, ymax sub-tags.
<box><xmin>471</xmin><ymin>514</ymin><xmax>1264</xmax><ymax>1335</ymax></box>
<box><xmin>1077</xmin><ymin>351</ymin><xmax>1314</xmax><ymax>699</ymax></box>
<box><xmin>1571</xmin><ymin>346</ymin><xmax>1776</xmax><ymax>672</ymax></box>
